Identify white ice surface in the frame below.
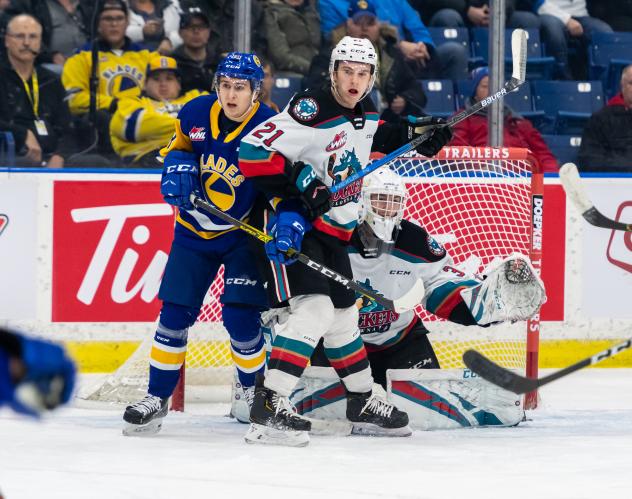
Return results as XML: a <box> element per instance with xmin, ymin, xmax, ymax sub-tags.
<box><xmin>1</xmin><ymin>369</ymin><xmax>631</xmax><ymax>499</ymax></box>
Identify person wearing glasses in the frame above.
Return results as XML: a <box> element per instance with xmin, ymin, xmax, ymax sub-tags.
<box><xmin>61</xmin><ymin>0</ymin><xmax>155</xmax><ymax>155</ymax></box>
<box><xmin>0</xmin><ymin>14</ymin><xmax>71</xmax><ymax>166</ymax></box>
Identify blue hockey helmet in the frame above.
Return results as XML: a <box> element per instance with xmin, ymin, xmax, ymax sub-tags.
<box><xmin>214</xmin><ymin>52</ymin><xmax>265</xmax><ymax>93</ymax></box>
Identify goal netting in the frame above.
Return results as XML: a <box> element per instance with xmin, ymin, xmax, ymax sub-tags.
<box><xmin>86</xmin><ymin>147</ymin><xmax>543</xmax><ymax>407</ymax></box>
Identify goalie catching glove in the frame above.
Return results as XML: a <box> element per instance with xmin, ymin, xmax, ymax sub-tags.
<box><xmin>460</xmin><ymin>254</ymin><xmax>546</xmax><ymax>326</ymax></box>
<box><xmin>406</xmin><ymin>116</ymin><xmax>453</xmax><ymax>157</ymax></box>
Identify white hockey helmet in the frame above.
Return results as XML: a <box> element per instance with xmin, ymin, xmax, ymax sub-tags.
<box><xmin>329</xmin><ymin>36</ymin><xmax>378</xmax><ymax>99</ymax></box>
<box><xmin>357</xmin><ymin>166</ymin><xmax>407</xmax><ymax>257</ymax></box>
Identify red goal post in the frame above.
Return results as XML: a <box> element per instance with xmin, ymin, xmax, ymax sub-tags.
<box><xmin>88</xmin><ymin>146</ymin><xmax>543</xmax><ymax>411</ymax></box>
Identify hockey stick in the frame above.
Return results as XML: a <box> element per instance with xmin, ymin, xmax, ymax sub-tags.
<box><xmin>559</xmin><ymin>162</ymin><xmax>632</xmax><ymax>232</ymax></box>
<box><xmin>190</xmin><ymin>195</ymin><xmax>425</xmax><ymax>312</ymax></box>
<box><xmin>463</xmin><ymin>338</ymin><xmax>632</xmax><ymax>394</ymax></box>
<box><xmin>330</xmin><ymin>29</ymin><xmax>528</xmax><ymax>194</ymax></box>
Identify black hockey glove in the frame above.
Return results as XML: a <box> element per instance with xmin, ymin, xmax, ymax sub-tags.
<box><xmin>288</xmin><ymin>161</ymin><xmax>332</xmax><ymax>220</ymax></box>
<box><xmin>406</xmin><ymin>116</ymin><xmax>453</xmax><ymax>157</ymax></box>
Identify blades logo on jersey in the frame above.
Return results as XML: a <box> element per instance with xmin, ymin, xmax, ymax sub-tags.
<box><xmin>356</xmin><ymin>278</ymin><xmax>399</xmax><ymax>334</ymax></box>
<box><xmin>326</xmin><ymin>131</ymin><xmax>347</xmax><ymax>152</ymax></box>
<box><xmin>189</xmin><ymin>127</ymin><xmax>206</xmax><ymax>141</ymax></box>
<box><xmin>200</xmin><ymin>153</ymin><xmax>246</xmax><ymax>211</ymax></box>
<box><xmin>292</xmin><ymin>97</ymin><xmax>319</xmax><ymax>121</ymax></box>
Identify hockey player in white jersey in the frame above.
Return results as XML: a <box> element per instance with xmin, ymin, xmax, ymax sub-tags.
<box><xmin>290</xmin><ymin>167</ymin><xmax>546</xmax><ymax>428</ymax></box>
<box><xmin>238</xmin><ymin>36</ymin><xmax>452</xmax><ymax>446</ymax></box>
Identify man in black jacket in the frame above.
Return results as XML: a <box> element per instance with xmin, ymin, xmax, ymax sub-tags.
<box><xmin>0</xmin><ymin>13</ymin><xmax>72</xmax><ymax>166</ymax></box>
<box><xmin>578</xmin><ymin>65</ymin><xmax>632</xmax><ymax>173</ymax></box>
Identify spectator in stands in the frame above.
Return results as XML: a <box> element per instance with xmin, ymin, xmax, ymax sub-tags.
<box><xmin>126</xmin><ymin>0</ymin><xmax>182</xmax><ymax>53</ymax></box>
<box><xmin>171</xmin><ymin>6</ymin><xmax>219</xmax><ymax>93</ymax></box>
<box><xmin>449</xmin><ymin>67</ymin><xmax>558</xmax><ymax>171</ymax></box>
<box><xmin>307</xmin><ymin>1</ymin><xmax>426</xmax><ymax>120</ymax></box>
<box><xmin>0</xmin><ymin>14</ymin><xmax>71</xmax><ymax>166</ymax></box>
<box><xmin>588</xmin><ymin>0</ymin><xmax>632</xmax><ymax>33</ymax></box>
<box><xmin>263</xmin><ymin>0</ymin><xmax>321</xmax><ymax>76</ymax></box>
<box><xmin>258</xmin><ymin>57</ymin><xmax>280</xmax><ymax>112</ymax></box>
<box><xmin>2</xmin><ymin>0</ymin><xmax>92</xmax><ymax>65</ymax></box>
<box><xmin>578</xmin><ymin>65</ymin><xmax>632</xmax><ymax>173</ymax></box>
<box><xmin>533</xmin><ymin>0</ymin><xmax>612</xmax><ymax>79</ymax></box>
<box><xmin>411</xmin><ymin>0</ymin><xmax>541</xmax><ymax>30</ymax></box>
<box><xmin>62</xmin><ymin>0</ymin><xmax>155</xmax><ymax>155</ymax></box>
<box><xmin>319</xmin><ymin>0</ymin><xmax>468</xmax><ymax>80</ymax></box>
<box><xmin>109</xmin><ymin>55</ymin><xmax>205</xmax><ymax>167</ymax></box>
<box><xmin>181</xmin><ymin>0</ymin><xmax>267</xmax><ymax>60</ymax></box>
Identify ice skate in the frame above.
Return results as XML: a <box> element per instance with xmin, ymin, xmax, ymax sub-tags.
<box><xmin>122</xmin><ymin>395</ymin><xmax>168</xmax><ymax>436</ymax></box>
<box><xmin>346</xmin><ymin>391</ymin><xmax>412</xmax><ymax>437</ymax></box>
<box><xmin>245</xmin><ymin>377</ymin><xmax>311</xmax><ymax>447</ymax></box>
<box><xmin>230</xmin><ymin>379</ymin><xmax>256</xmax><ymax>424</ymax></box>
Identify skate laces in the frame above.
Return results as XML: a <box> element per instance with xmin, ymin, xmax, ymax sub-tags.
<box><xmin>243</xmin><ymin>386</ymin><xmax>255</xmax><ymax>407</ymax></box>
<box><xmin>131</xmin><ymin>395</ymin><xmax>163</xmax><ymax>414</ymax></box>
<box><xmin>362</xmin><ymin>394</ymin><xmax>394</xmax><ymax>418</ymax></box>
<box><xmin>271</xmin><ymin>392</ymin><xmax>301</xmax><ymax>419</ymax></box>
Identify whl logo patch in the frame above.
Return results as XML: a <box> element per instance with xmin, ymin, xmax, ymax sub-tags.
<box><xmin>0</xmin><ymin>214</ymin><xmax>8</xmax><ymax>236</ymax></box>
<box><xmin>326</xmin><ymin>131</ymin><xmax>347</xmax><ymax>152</ymax></box>
<box><xmin>189</xmin><ymin>127</ymin><xmax>206</xmax><ymax>141</ymax></box>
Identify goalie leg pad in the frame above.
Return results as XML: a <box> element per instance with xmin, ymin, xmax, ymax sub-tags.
<box><xmin>460</xmin><ymin>253</ymin><xmax>546</xmax><ymax>326</ymax></box>
<box><xmin>265</xmin><ymin>294</ymin><xmax>335</xmax><ymax>396</ymax></box>
<box><xmin>322</xmin><ymin>306</ymin><xmax>373</xmax><ymax>394</ymax></box>
<box><xmin>387</xmin><ymin>368</ymin><xmax>524</xmax><ymax>430</ymax></box>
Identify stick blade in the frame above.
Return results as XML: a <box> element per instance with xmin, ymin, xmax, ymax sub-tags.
<box><xmin>463</xmin><ymin>350</ymin><xmax>534</xmax><ymax>394</ymax></box>
<box><xmin>393</xmin><ymin>279</ymin><xmax>425</xmax><ymax>313</ymax></box>
<box><xmin>559</xmin><ymin>162</ymin><xmax>593</xmax><ymax>213</ymax></box>
<box><xmin>511</xmin><ymin>29</ymin><xmax>527</xmax><ymax>82</ymax></box>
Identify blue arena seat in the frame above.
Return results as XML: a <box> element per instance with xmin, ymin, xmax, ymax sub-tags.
<box><xmin>419</xmin><ymin>80</ymin><xmax>456</xmax><ymax>119</ymax></box>
<box><xmin>533</xmin><ymin>80</ymin><xmax>604</xmax><ymax>134</ymax></box>
<box><xmin>428</xmin><ymin>27</ymin><xmax>483</xmax><ymax>69</ymax></box>
<box><xmin>0</xmin><ymin>131</ymin><xmax>15</xmax><ymax>167</ymax></box>
<box><xmin>271</xmin><ymin>74</ymin><xmax>303</xmax><ymax>110</ymax></box>
<box><xmin>589</xmin><ymin>32</ymin><xmax>632</xmax><ymax>98</ymax></box>
<box><xmin>471</xmin><ymin>28</ymin><xmax>555</xmax><ymax>80</ymax></box>
<box><xmin>542</xmin><ymin>134</ymin><xmax>582</xmax><ymax>166</ymax></box>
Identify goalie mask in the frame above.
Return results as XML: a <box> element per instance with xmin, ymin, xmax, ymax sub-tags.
<box><xmin>357</xmin><ymin>167</ymin><xmax>407</xmax><ymax>257</ymax></box>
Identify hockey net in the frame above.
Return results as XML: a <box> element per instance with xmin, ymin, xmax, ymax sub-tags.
<box><xmin>88</xmin><ymin>146</ymin><xmax>543</xmax><ymax>407</ymax></box>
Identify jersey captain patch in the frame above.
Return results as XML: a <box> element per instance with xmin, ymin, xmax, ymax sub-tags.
<box><xmin>292</xmin><ymin>97</ymin><xmax>319</xmax><ymax>121</ymax></box>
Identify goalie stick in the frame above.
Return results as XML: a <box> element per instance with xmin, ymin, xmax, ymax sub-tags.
<box><xmin>190</xmin><ymin>195</ymin><xmax>425</xmax><ymax>312</ymax></box>
<box><xmin>463</xmin><ymin>337</ymin><xmax>632</xmax><ymax>394</ymax></box>
<box><xmin>559</xmin><ymin>162</ymin><xmax>632</xmax><ymax>232</ymax></box>
<box><xmin>331</xmin><ymin>29</ymin><xmax>528</xmax><ymax>194</ymax></box>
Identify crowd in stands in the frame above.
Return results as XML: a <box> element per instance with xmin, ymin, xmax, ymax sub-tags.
<box><xmin>0</xmin><ymin>0</ymin><xmax>630</xmax><ymax>171</ymax></box>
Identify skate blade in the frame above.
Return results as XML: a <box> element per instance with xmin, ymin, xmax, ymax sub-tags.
<box><xmin>122</xmin><ymin>419</ymin><xmax>164</xmax><ymax>437</ymax></box>
<box><xmin>306</xmin><ymin>417</ymin><xmax>352</xmax><ymax>436</ymax></box>
<box><xmin>351</xmin><ymin>423</ymin><xmax>412</xmax><ymax>437</ymax></box>
<box><xmin>244</xmin><ymin>423</ymin><xmax>310</xmax><ymax>447</ymax></box>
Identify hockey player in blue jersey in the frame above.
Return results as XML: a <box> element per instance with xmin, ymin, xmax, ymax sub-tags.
<box><xmin>122</xmin><ymin>52</ymin><xmax>277</xmax><ymax>435</ymax></box>
<box><xmin>0</xmin><ymin>327</ymin><xmax>75</xmax><ymax>417</ymax></box>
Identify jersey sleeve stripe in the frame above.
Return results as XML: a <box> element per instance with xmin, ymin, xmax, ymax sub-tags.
<box><xmin>313</xmin><ymin>218</ymin><xmax>355</xmax><ymax>241</ymax></box>
<box><xmin>391</xmin><ymin>247</ymin><xmax>431</xmax><ymax>264</ymax></box>
<box><xmin>239</xmin><ymin>143</ymin><xmax>286</xmax><ymax>176</ymax></box>
<box><xmin>124</xmin><ymin>108</ymin><xmax>143</xmax><ymax>141</ymax></box>
<box><xmin>426</xmin><ymin>281</ymin><xmax>478</xmax><ymax>318</ymax></box>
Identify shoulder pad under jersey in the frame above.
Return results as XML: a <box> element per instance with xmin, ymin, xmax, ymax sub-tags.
<box><xmin>394</xmin><ymin>219</ymin><xmax>447</xmax><ymax>263</ymax></box>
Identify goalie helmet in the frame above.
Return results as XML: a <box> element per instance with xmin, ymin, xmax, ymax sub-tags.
<box><xmin>329</xmin><ymin>36</ymin><xmax>378</xmax><ymax>99</ymax></box>
<box><xmin>357</xmin><ymin>167</ymin><xmax>407</xmax><ymax>257</ymax></box>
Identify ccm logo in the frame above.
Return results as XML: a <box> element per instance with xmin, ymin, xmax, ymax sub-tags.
<box><xmin>389</xmin><ymin>270</ymin><xmax>411</xmax><ymax>275</ymax></box>
<box><xmin>606</xmin><ymin>201</ymin><xmax>632</xmax><ymax>273</ymax></box>
<box><xmin>225</xmin><ymin>278</ymin><xmax>258</xmax><ymax>285</ymax></box>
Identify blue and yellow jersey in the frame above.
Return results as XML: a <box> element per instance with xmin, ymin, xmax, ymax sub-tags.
<box><xmin>110</xmin><ymin>89</ymin><xmax>206</xmax><ymax>162</ymax></box>
<box><xmin>62</xmin><ymin>39</ymin><xmax>156</xmax><ymax>115</ymax></box>
<box><xmin>160</xmin><ymin>94</ymin><xmax>277</xmax><ymax>248</ymax></box>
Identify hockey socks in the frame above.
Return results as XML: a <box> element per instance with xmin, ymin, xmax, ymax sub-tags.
<box><xmin>223</xmin><ymin>305</ymin><xmax>266</xmax><ymax>388</ymax></box>
<box><xmin>148</xmin><ymin>322</ymin><xmax>188</xmax><ymax>399</ymax></box>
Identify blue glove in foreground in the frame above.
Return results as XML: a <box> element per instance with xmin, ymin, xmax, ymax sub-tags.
<box><xmin>11</xmin><ymin>335</ymin><xmax>76</xmax><ymax>417</ymax></box>
<box><xmin>161</xmin><ymin>150</ymin><xmax>201</xmax><ymax>210</ymax></box>
<box><xmin>265</xmin><ymin>210</ymin><xmax>311</xmax><ymax>266</ymax></box>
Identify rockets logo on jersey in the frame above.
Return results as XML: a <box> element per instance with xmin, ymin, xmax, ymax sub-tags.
<box><xmin>427</xmin><ymin>234</ymin><xmax>446</xmax><ymax>257</ymax></box>
<box><xmin>0</xmin><ymin>214</ymin><xmax>8</xmax><ymax>236</ymax></box>
<box><xmin>292</xmin><ymin>97</ymin><xmax>319</xmax><ymax>121</ymax></box>
<box><xmin>328</xmin><ymin>148</ymin><xmax>363</xmax><ymax>207</ymax></box>
<box><xmin>326</xmin><ymin>130</ymin><xmax>347</xmax><ymax>152</ymax></box>
<box><xmin>189</xmin><ymin>127</ymin><xmax>206</xmax><ymax>141</ymax></box>
<box><xmin>200</xmin><ymin>153</ymin><xmax>245</xmax><ymax>211</ymax></box>
<box><xmin>356</xmin><ymin>278</ymin><xmax>400</xmax><ymax>334</ymax></box>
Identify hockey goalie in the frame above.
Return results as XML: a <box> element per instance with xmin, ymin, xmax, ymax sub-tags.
<box><xmin>234</xmin><ymin>166</ymin><xmax>546</xmax><ymax>431</ymax></box>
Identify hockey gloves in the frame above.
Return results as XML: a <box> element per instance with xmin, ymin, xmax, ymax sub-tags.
<box><xmin>161</xmin><ymin>150</ymin><xmax>201</xmax><ymax>211</ymax></box>
<box><xmin>0</xmin><ymin>329</ymin><xmax>76</xmax><ymax>417</ymax></box>
<box><xmin>265</xmin><ymin>209</ymin><xmax>311</xmax><ymax>266</ymax></box>
<box><xmin>288</xmin><ymin>161</ymin><xmax>332</xmax><ymax>220</ymax></box>
<box><xmin>407</xmin><ymin>116</ymin><xmax>453</xmax><ymax>157</ymax></box>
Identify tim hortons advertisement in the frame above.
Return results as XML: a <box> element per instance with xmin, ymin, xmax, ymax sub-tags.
<box><xmin>582</xmin><ymin>181</ymin><xmax>632</xmax><ymax>318</ymax></box>
<box><xmin>53</xmin><ymin>181</ymin><xmax>175</xmax><ymax>322</ymax></box>
<box><xmin>0</xmin><ymin>179</ymin><xmax>38</xmax><ymax>319</ymax></box>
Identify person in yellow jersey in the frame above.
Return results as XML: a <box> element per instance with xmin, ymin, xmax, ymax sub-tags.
<box><xmin>61</xmin><ymin>0</ymin><xmax>155</xmax><ymax>155</ymax></box>
<box><xmin>110</xmin><ymin>55</ymin><xmax>206</xmax><ymax>167</ymax></box>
